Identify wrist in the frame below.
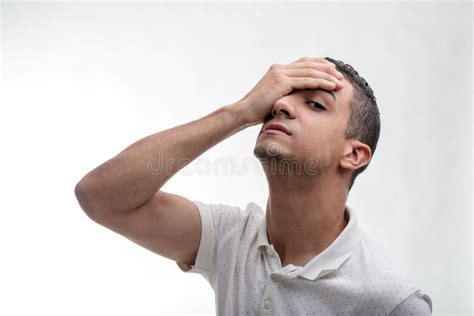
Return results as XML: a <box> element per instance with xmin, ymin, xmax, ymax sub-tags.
<box><xmin>225</xmin><ymin>101</ymin><xmax>256</xmax><ymax>129</ymax></box>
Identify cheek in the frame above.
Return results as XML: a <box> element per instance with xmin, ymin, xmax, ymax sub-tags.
<box><xmin>298</xmin><ymin>137</ymin><xmax>333</xmax><ymax>165</ymax></box>
<box><xmin>301</xmin><ymin>131</ymin><xmax>343</xmax><ymax>164</ymax></box>
<box><xmin>297</xmin><ymin>117</ymin><xmax>347</xmax><ymax>165</ymax></box>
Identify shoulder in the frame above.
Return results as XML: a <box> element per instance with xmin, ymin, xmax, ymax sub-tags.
<box><xmin>356</xmin><ymin>232</ymin><xmax>418</xmax><ymax>286</ymax></box>
<box><xmin>340</xmin><ymin>232</ymin><xmax>433</xmax><ymax>314</ymax></box>
<box><xmin>192</xmin><ymin>200</ymin><xmax>264</xmax><ymax>220</ymax></box>
<box><xmin>175</xmin><ymin>200</ymin><xmax>264</xmax><ymax>279</ymax></box>
<box><xmin>389</xmin><ymin>289</ymin><xmax>433</xmax><ymax>315</ymax></box>
<box><xmin>192</xmin><ymin>200</ymin><xmax>264</xmax><ymax>236</ymax></box>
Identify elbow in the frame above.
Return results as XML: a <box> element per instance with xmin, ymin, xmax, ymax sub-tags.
<box><xmin>74</xmin><ymin>180</ymin><xmax>101</xmax><ymax>220</ymax></box>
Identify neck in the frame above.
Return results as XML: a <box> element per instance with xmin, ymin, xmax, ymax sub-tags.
<box><xmin>264</xmin><ymin>171</ymin><xmax>349</xmax><ymax>267</ymax></box>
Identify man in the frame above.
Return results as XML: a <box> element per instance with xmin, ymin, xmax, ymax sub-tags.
<box><xmin>75</xmin><ymin>56</ymin><xmax>433</xmax><ymax>315</ymax></box>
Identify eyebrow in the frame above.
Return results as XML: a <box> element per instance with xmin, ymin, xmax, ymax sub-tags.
<box><xmin>288</xmin><ymin>88</ymin><xmax>337</xmax><ymax>105</ymax></box>
<box><xmin>303</xmin><ymin>88</ymin><xmax>337</xmax><ymax>102</ymax></box>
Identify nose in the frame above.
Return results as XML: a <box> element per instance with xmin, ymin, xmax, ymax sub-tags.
<box><xmin>270</xmin><ymin>96</ymin><xmax>296</xmax><ymax>119</ymax></box>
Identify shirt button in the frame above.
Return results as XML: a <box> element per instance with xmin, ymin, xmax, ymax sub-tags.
<box><xmin>271</xmin><ymin>274</ymin><xmax>281</xmax><ymax>282</ymax></box>
<box><xmin>264</xmin><ymin>298</ymin><xmax>272</xmax><ymax>310</ymax></box>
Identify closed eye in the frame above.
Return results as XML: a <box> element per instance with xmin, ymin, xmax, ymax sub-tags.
<box><xmin>307</xmin><ymin>101</ymin><xmax>326</xmax><ymax>111</ymax></box>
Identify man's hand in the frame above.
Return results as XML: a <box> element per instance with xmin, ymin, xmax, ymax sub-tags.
<box><xmin>236</xmin><ymin>57</ymin><xmax>345</xmax><ymax>126</ymax></box>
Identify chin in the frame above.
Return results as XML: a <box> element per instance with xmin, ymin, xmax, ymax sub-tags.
<box><xmin>253</xmin><ymin>143</ymin><xmax>288</xmax><ymax>161</ymax></box>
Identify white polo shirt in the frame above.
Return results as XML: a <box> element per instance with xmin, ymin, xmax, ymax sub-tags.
<box><xmin>176</xmin><ymin>200</ymin><xmax>433</xmax><ymax>315</ymax></box>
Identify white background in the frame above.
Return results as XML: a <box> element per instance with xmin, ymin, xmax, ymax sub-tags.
<box><xmin>1</xmin><ymin>1</ymin><xmax>472</xmax><ymax>315</ymax></box>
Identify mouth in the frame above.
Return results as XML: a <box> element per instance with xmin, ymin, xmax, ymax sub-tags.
<box><xmin>263</xmin><ymin>129</ymin><xmax>289</xmax><ymax>136</ymax></box>
<box><xmin>263</xmin><ymin>123</ymin><xmax>291</xmax><ymax>135</ymax></box>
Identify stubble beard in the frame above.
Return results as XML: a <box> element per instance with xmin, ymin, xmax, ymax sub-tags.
<box><xmin>253</xmin><ymin>141</ymin><xmax>327</xmax><ymax>179</ymax></box>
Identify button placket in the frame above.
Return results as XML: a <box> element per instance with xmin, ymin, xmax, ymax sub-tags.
<box><xmin>263</xmin><ymin>298</ymin><xmax>272</xmax><ymax>310</ymax></box>
<box><xmin>270</xmin><ymin>274</ymin><xmax>281</xmax><ymax>282</ymax></box>
<box><xmin>266</xmin><ymin>247</ymin><xmax>283</xmax><ymax>269</ymax></box>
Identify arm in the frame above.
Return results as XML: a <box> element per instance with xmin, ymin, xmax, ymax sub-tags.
<box><xmin>74</xmin><ymin>102</ymin><xmax>251</xmax><ymax>219</ymax></box>
<box><xmin>74</xmin><ymin>57</ymin><xmax>343</xmax><ymax>218</ymax></box>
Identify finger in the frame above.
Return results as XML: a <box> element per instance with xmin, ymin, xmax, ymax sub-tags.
<box><xmin>283</xmin><ymin>61</ymin><xmax>344</xmax><ymax>80</ymax></box>
<box><xmin>290</xmin><ymin>56</ymin><xmax>334</xmax><ymax>67</ymax></box>
<box><xmin>289</xmin><ymin>77</ymin><xmax>338</xmax><ymax>91</ymax></box>
<box><xmin>291</xmin><ymin>57</ymin><xmax>336</xmax><ymax>72</ymax></box>
<box><xmin>283</xmin><ymin>68</ymin><xmax>344</xmax><ymax>89</ymax></box>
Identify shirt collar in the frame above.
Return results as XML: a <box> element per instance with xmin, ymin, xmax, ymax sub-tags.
<box><xmin>256</xmin><ymin>204</ymin><xmax>363</xmax><ymax>281</ymax></box>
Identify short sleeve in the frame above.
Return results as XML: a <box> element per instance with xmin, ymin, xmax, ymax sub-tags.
<box><xmin>389</xmin><ymin>289</ymin><xmax>433</xmax><ymax>315</ymax></box>
<box><xmin>175</xmin><ymin>200</ymin><xmax>216</xmax><ymax>285</ymax></box>
<box><xmin>175</xmin><ymin>200</ymin><xmax>255</xmax><ymax>288</ymax></box>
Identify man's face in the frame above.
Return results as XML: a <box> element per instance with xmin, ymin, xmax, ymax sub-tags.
<box><xmin>253</xmin><ymin>76</ymin><xmax>354</xmax><ymax>176</ymax></box>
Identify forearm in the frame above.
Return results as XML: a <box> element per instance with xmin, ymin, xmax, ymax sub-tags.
<box><xmin>75</xmin><ymin>101</ymin><xmax>251</xmax><ymax>215</ymax></box>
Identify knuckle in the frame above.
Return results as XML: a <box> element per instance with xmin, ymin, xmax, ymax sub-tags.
<box><xmin>324</xmin><ymin>64</ymin><xmax>334</xmax><ymax>72</ymax></box>
<box><xmin>269</xmin><ymin>63</ymin><xmax>281</xmax><ymax>71</ymax></box>
<box><xmin>315</xmin><ymin>57</ymin><xmax>326</xmax><ymax>62</ymax></box>
<box><xmin>307</xmin><ymin>61</ymin><xmax>326</xmax><ymax>71</ymax></box>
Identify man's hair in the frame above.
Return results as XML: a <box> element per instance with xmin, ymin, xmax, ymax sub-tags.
<box><xmin>324</xmin><ymin>57</ymin><xmax>381</xmax><ymax>191</ymax></box>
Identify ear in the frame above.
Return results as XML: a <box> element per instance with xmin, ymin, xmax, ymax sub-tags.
<box><xmin>339</xmin><ymin>140</ymin><xmax>372</xmax><ymax>172</ymax></box>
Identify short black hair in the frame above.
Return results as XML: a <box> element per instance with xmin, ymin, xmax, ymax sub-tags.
<box><xmin>324</xmin><ymin>57</ymin><xmax>381</xmax><ymax>191</ymax></box>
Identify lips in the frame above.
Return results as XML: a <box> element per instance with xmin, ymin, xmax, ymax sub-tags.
<box><xmin>264</xmin><ymin>123</ymin><xmax>291</xmax><ymax>135</ymax></box>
